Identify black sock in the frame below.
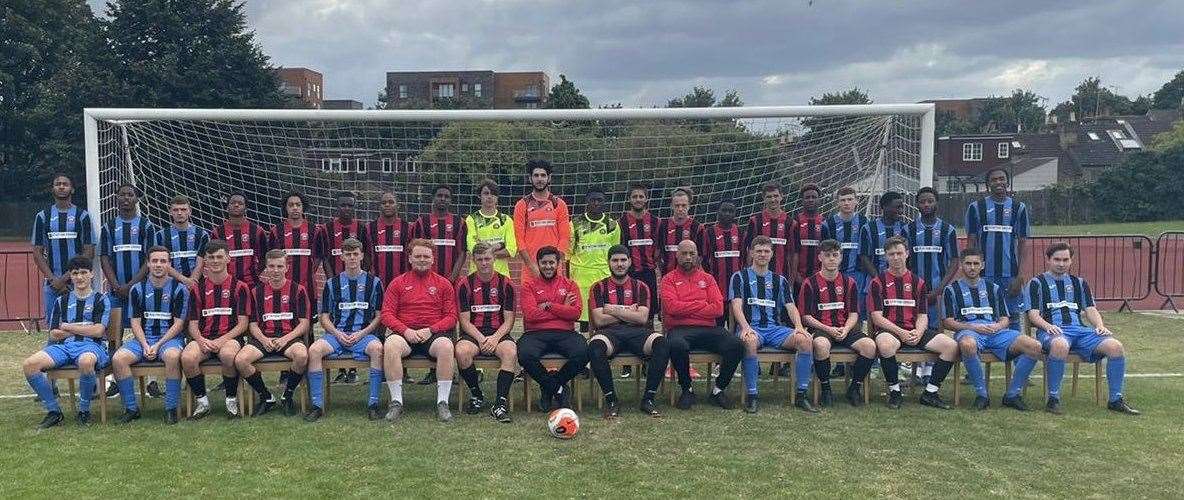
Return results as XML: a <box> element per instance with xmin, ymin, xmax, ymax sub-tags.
<box><xmin>187</xmin><ymin>375</ymin><xmax>207</xmax><ymax>398</ymax></box>
<box><xmin>880</xmin><ymin>356</ymin><xmax>900</xmax><ymax>387</ymax></box>
<box><xmin>645</xmin><ymin>337</ymin><xmax>670</xmax><ymax>396</ymax></box>
<box><xmin>588</xmin><ymin>340</ymin><xmax>616</xmax><ymax>398</ymax></box>
<box><xmin>283</xmin><ymin>372</ymin><xmax>303</xmax><ymax>400</ymax></box>
<box><xmin>852</xmin><ymin>356</ymin><xmax>874</xmax><ymax>385</ymax></box>
<box><xmin>814</xmin><ymin>359</ymin><xmax>831</xmax><ymax>385</ymax></box>
<box><xmin>245</xmin><ymin>372</ymin><xmax>272</xmax><ymax>400</ymax></box>
<box><xmin>495</xmin><ymin>370</ymin><xmax>514</xmax><ymax>402</ymax></box>
<box><xmin>222</xmin><ymin>375</ymin><xmax>240</xmax><ymax>397</ymax></box>
<box><xmin>929</xmin><ymin>359</ymin><xmax>954</xmax><ymax>389</ymax></box>
<box><xmin>459</xmin><ymin>365</ymin><xmax>483</xmax><ymax>398</ymax></box>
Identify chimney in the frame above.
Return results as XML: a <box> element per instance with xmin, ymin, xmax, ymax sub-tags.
<box><xmin>1058</xmin><ymin>125</ymin><xmax>1078</xmax><ymax>149</ymax></box>
<box><xmin>1069</xmin><ymin>111</ymin><xmax>1076</xmax><ymax>122</ymax></box>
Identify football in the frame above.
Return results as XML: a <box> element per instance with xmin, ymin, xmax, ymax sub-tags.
<box><xmin>547</xmin><ymin>408</ymin><xmax>580</xmax><ymax>439</ymax></box>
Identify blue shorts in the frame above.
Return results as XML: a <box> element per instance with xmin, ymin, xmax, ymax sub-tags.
<box><xmin>987</xmin><ymin>276</ymin><xmax>1027</xmax><ymax>318</ymax></box>
<box><xmin>117</xmin><ymin>337</ymin><xmax>185</xmax><ymax>363</ymax></box>
<box><xmin>321</xmin><ymin>334</ymin><xmax>380</xmax><ymax>361</ymax></box>
<box><xmin>110</xmin><ymin>293</ymin><xmax>132</xmax><ymax>329</ymax></box>
<box><xmin>1038</xmin><ymin>325</ymin><xmax>1109</xmax><ymax>363</ymax></box>
<box><xmin>44</xmin><ymin>340</ymin><xmax>110</xmax><ymax>369</ymax></box>
<box><xmin>955</xmin><ymin>328</ymin><xmax>1021</xmax><ymax>361</ymax></box>
<box><xmin>749</xmin><ymin>325</ymin><xmax>793</xmax><ymax>350</ymax></box>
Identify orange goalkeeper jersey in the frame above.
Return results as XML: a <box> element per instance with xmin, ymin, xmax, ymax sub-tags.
<box><xmin>513</xmin><ymin>192</ymin><xmax>571</xmax><ymax>272</ymax></box>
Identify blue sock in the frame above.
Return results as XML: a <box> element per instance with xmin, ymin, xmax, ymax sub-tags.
<box><xmin>742</xmin><ymin>355</ymin><xmax>759</xmax><ymax>395</ymax></box>
<box><xmin>795</xmin><ymin>351</ymin><xmax>813</xmax><ymax>391</ymax></box>
<box><xmin>308</xmin><ymin>370</ymin><xmax>324</xmax><ymax>408</ymax></box>
<box><xmin>1006</xmin><ymin>355</ymin><xmax>1037</xmax><ymax>398</ymax></box>
<box><xmin>79</xmin><ymin>372</ymin><xmax>96</xmax><ymax>412</ymax></box>
<box><xmin>1107</xmin><ymin>357</ymin><xmax>1125</xmax><ymax>402</ymax></box>
<box><xmin>27</xmin><ymin>373</ymin><xmax>60</xmax><ymax>413</ymax></box>
<box><xmin>962</xmin><ymin>352</ymin><xmax>987</xmax><ymax>397</ymax></box>
<box><xmin>117</xmin><ymin>376</ymin><xmax>138</xmax><ymax>412</ymax></box>
<box><xmin>164</xmin><ymin>378</ymin><xmax>181</xmax><ymax>411</ymax></box>
<box><xmin>1047</xmin><ymin>357</ymin><xmax>1066</xmax><ymax>399</ymax></box>
<box><xmin>368</xmin><ymin>369</ymin><xmax>384</xmax><ymax>406</ymax></box>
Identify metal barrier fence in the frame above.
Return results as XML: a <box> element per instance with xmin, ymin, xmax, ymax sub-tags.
<box><xmin>1155</xmin><ymin>231</ymin><xmax>1184</xmax><ymax>312</ymax></box>
<box><xmin>1</xmin><ymin>250</ymin><xmax>44</xmax><ymax>332</ymax></box>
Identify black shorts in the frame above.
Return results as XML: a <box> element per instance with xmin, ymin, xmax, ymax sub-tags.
<box><xmin>457</xmin><ymin>327</ymin><xmax>515</xmax><ymax>348</ymax></box>
<box><xmin>407</xmin><ymin>333</ymin><xmax>452</xmax><ymax>361</ymax></box>
<box><xmin>810</xmin><ymin>328</ymin><xmax>868</xmax><ymax>349</ymax></box>
<box><xmin>874</xmin><ymin>329</ymin><xmax>939</xmax><ymax>349</ymax></box>
<box><xmin>197</xmin><ymin>336</ymin><xmax>246</xmax><ymax>359</ymax></box>
<box><xmin>596</xmin><ymin>325</ymin><xmax>655</xmax><ymax>358</ymax></box>
<box><xmin>246</xmin><ymin>336</ymin><xmax>302</xmax><ymax>356</ymax></box>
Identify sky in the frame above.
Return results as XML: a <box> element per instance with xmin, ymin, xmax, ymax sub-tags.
<box><xmin>90</xmin><ymin>0</ymin><xmax>1184</xmax><ymax>109</ymax></box>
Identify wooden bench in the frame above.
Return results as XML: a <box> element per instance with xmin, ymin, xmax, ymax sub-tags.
<box><xmin>45</xmin><ymin>365</ymin><xmax>111</xmax><ymax>423</ymax></box>
<box><xmin>521</xmin><ymin>353</ymin><xmax>584</xmax><ymax>413</ymax></box>
<box><xmin>949</xmin><ymin>352</ymin><xmax>1011</xmax><ymax>407</ymax></box>
<box><xmin>1023</xmin><ymin>323</ymin><xmax>1103</xmax><ymax>406</ymax></box>
<box><xmin>318</xmin><ymin>355</ymin><xmax>446</xmax><ymax>415</ymax></box>
<box><xmin>809</xmin><ymin>346</ymin><xmax>871</xmax><ymax>406</ymax></box>
<box><xmin>455</xmin><ymin>356</ymin><xmax>519</xmax><ymax>412</ymax></box>
<box><xmin>584</xmin><ymin>354</ymin><xmax>650</xmax><ymax>409</ymax></box>
<box><xmin>181</xmin><ymin>359</ymin><xmax>250</xmax><ymax>417</ymax></box>
<box><xmin>239</xmin><ymin>356</ymin><xmax>310</xmax><ymax>416</ymax></box>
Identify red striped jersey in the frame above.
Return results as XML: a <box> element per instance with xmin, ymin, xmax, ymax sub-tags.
<box><xmin>867</xmin><ymin>270</ymin><xmax>928</xmax><ymax>331</ymax></box>
<box><xmin>798</xmin><ymin>271</ymin><xmax>858</xmax><ymax>328</ymax></box>
<box><xmin>412</xmin><ymin>213</ymin><xmax>466</xmax><ymax>277</ymax></box>
<box><xmin>746</xmin><ymin>210</ymin><xmax>793</xmax><ymax>277</ymax></box>
<box><xmin>791</xmin><ymin>210</ymin><xmax>824</xmax><ymax>280</ymax></box>
<box><xmin>456</xmin><ymin>272</ymin><xmax>516</xmax><ymax>333</ymax></box>
<box><xmin>211</xmin><ymin>219</ymin><xmax>269</xmax><ymax>287</ymax></box>
<box><xmin>699</xmin><ymin>222</ymin><xmax>745</xmax><ymax>294</ymax></box>
<box><xmin>252</xmin><ymin>279</ymin><xmax>308</xmax><ymax>338</ymax></box>
<box><xmin>657</xmin><ymin>217</ymin><xmax>701</xmax><ymax>273</ymax></box>
<box><xmin>589</xmin><ymin>276</ymin><xmax>651</xmax><ymax>317</ymax></box>
<box><xmin>618</xmin><ymin>211</ymin><xmax>658</xmax><ymax>273</ymax></box>
<box><xmin>189</xmin><ymin>274</ymin><xmax>251</xmax><ymax>339</ymax></box>
<box><xmin>268</xmin><ymin>219</ymin><xmax>323</xmax><ymax>308</ymax></box>
<box><xmin>321</xmin><ymin>218</ymin><xmax>372</xmax><ymax>275</ymax></box>
<box><xmin>368</xmin><ymin>217</ymin><xmax>413</xmax><ymax>286</ymax></box>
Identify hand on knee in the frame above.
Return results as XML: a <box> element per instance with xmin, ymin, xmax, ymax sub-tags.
<box><xmin>959</xmin><ymin>338</ymin><xmax>977</xmax><ymax>356</ymax></box>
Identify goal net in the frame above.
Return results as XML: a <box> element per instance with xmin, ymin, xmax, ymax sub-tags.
<box><xmin>84</xmin><ymin>105</ymin><xmax>934</xmax><ymax>240</ymax></box>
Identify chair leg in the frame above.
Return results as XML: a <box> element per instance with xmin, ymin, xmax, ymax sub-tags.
<box><xmin>1004</xmin><ymin>361</ymin><xmax>1013</xmax><ymax>392</ymax></box>
<box><xmin>99</xmin><ymin>375</ymin><xmax>108</xmax><ymax>423</ymax></box>
<box><xmin>1071</xmin><ymin>362</ymin><xmax>1080</xmax><ymax>397</ymax></box>
<box><xmin>67</xmin><ymin>378</ymin><xmax>78</xmax><ymax>414</ymax></box>
<box><xmin>812</xmin><ymin>377</ymin><xmax>819</xmax><ymax>406</ymax></box>
<box><xmin>985</xmin><ymin>362</ymin><xmax>993</xmax><ymax>397</ymax></box>
<box><xmin>952</xmin><ymin>361</ymin><xmax>961</xmax><ymax>407</ymax></box>
<box><xmin>524</xmin><ymin>375</ymin><xmax>532</xmax><ymax>414</ymax></box>
<box><xmin>1095</xmin><ymin>363</ymin><xmax>1103</xmax><ymax>406</ymax></box>
<box><xmin>138</xmin><ymin>376</ymin><xmax>147</xmax><ymax>406</ymax></box>
<box><xmin>863</xmin><ymin>372</ymin><xmax>870</xmax><ymax>404</ymax></box>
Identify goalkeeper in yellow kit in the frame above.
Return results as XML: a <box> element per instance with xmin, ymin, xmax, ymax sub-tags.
<box><xmin>465</xmin><ymin>179</ymin><xmax>519</xmax><ymax>277</ymax></box>
<box><xmin>569</xmin><ymin>189</ymin><xmax>620</xmax><ymax>331</ymax></box>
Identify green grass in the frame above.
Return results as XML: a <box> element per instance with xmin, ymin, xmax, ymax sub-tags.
<box><xmin>1031</xmin><ymin>220</ymin><xmax>1184</xmax><ymax>236</ymax></box>
<box><xmin>1</xmin><ymin>313</ymin><xmax>1182</xmax><ymax>498</ymax></box>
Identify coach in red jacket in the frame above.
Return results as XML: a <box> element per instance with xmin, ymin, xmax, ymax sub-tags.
<box><xmin>519</xmin><ymin>246</ymin><xmax>588</xmax><ymax>411</ymax></box>
<box><xmin>380</xmin><ymin>239</ymin><xmax>458</xmax><ymax>423</ymax></box>
<box><xmin>661</xmin><ymin>239</ymin><xmax>743</xmax><ymax>411</ymax></box>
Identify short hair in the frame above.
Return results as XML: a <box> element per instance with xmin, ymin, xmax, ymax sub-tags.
<box><xmin>819</xmin><ymin>239</ymin><xmax>841</xmax><ymax>253</ymax></box>
<box><xmin>265</xmin><ymin>249</ymin><xmax>287</xmax><ymax>262</ymax></box>
<box><xmin>671</xmin><ymin>186</ymin><xmax>693</xmax><ymax>201</ymax></box>
<box><xmin>472</xmin><ymin>241</ymin><xmax>494</xmax><ymax>256</ymax></box>
<box><xmin>883</xmin><ymin>236</ymin><xmax>907</xmax><ymax>252</ymax></box>
<box><xmin>526</xmin><ymin>158</ymin><xmax>553</xmax><ymax>175</ymax></box>
<box><xmin>204</xmin><ymin>239</ymin><xmax>229</xmax><ymax>256</ymax></box>
<box><xmin>628</xmin><ymin>184</ymin><xmax>649</xmax><ymax>196</ymax></box>
<box><xmin>67</xmin><ymin>256</ymin><xmax>92</xmax><ymax>272</ymax></box>
<box><xmin>608</xmin><ymin>244</ymin><xmax>630</xmax><ymax>260</ymax></box>
<box><xmin>1046</xmin><ymin>242</ymin><xmax>1074</xmax><ymax>258</ymax></box>
<box><xmin>51</xmin><ymin>173</ymin><xmax>73</xmax><ymax>186</ymax></box>
<box><xmin>961</xmin><ymin>247</ymin><xmax>983</xmax><ymax>260</ymax></box>
<box><xmin>341</xmin><ymin>238</ymin><xmax>363</xmax><ymax>253</ymax></box>
<box><xmin>916</xmin><ymin>187</ymin><xmax>938</xmax><ymax>200</ymax></box>
<box><xmin>336</xmin><ymin>191</ymin><xmax>357</xmax><ymax>201</ymax></box>
<box><xmin>750</xmin><ymin>235</ymin><xmax>773</xmax><ymax>249</ymax></box>
<box><xmin>226</xmin><ymin>192</ymin><xmax>247</xmax><ymax>204</ymax></box>
<box><xmin>280</xmin><ymin>192</ymin><xmax>307</xmax><ymax>218</ymax></box>
<box><xmin>170</xmin><ymin>195</ymin><xmax>191</xmax><ymax>206</ymax></box>
<box><xmin>879</xmin><ymin>191</ymin><xmax>903</xmax><ymax>209</ymax></box>
<box><xmin>799</xmin><ymin>183</ymin><xmax>821</xmax><ymax>197</ymax></box>
<box><xmin>985</xmin><ymin>167</ymin><xmax>1011</xmax><ymax>182</ymax></box>
<box><xmin>762</xmin><ymin>181</ymin><xmax>783</xmax><ymax>194</ymax></box>
<box><xmin>477</xmin><ymin>178</ymin><xmax>499</xmax><ymax>197</ymax></box>
<box><xmin>536</xmin><ymin>245</ymin><xmax>562</xmax><ymax>262</ymax></box>
<box><xmin>432</xmin><ymin>185</ymin><xmax>453</xmax><ymax>196</ymax></box>
<box><xmin>836</xmin><ymin>186</ymin><xmax>857</xmax><ymax>197</ymax></box>
<box><xmin>147</xmin><ymin>245</ymin><xmax>170</xmax><ymax>258</ymax></box>
<box><xmin>408</xmin><ymin>238</ymin><xmax>434</xmax><ymax>254</ymax></box>
<box><xmin>585</xmin><ymin>188</ymin><xmax>605</xmax><ymax>199</ymax></box>
<box><xmin>117</xmin><ymin>183</ymin><xmax>140</xmax><ymax>197</ymax></box>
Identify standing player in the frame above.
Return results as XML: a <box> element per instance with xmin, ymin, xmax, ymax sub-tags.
<box><xmin>455</xmin><ymin>243</ymin><xmax>518</xmax><ymax>422</ymax></box>
<box><xmin>156</xmin><ymin>195</ymin><xmax>209</xmax><ymax>287</ymax></box>
<box><xmin>569</xmin><ymin>189</ymin><xmax>619</xmax><ymax>328</ymax></box>
<box><xmin>619</xmin><ymin>184</ymin><xmax>660</xmax><ymax>323</ymax></box>
<box><xmin>729</xmin><ymin>236</ymin><xmax>817</xmax><ymax>414</ymax></box>
<box><xmin>587</xmin><ymin>245</ymin><xmax>667</xmax><ymax>418</ymax></box>
<box><xmin>966</xmin><ymin>168</ymin><xmax>1030</xmax><ymax>324</ymax></box>
<box><xmin>100</xmin><ymin>184</ymin><xmax>156</xmax><ymax>338</ymax></box>
<box><xmin>905</xmin><ymin>187</ymin><xmax>959</xmax><ymax>383</ymax></box>
<box><xmin>181</xmin><ymin>240</ymin><xmax>250</xmax><ymax>420</ymax></box>
<box><xmin>868</xmin><ymin>237</ymin><xmax>957</xmax><ymax>409</ymax></box>
<box><xmin>369</xmin><ymin>191</ymin><xmax>414</xmax><ymax>287</ymax></box>
<box><xmin>31</xmin><ymin>174</ymin><xmax>95</xmax><ymax>325</ymax></box>
<box><xmin>822</xmin><ymin>186</ymin><xmax>869</xmax><ymax>317</ymax></box>
<box><xmin>514</xmin><ymin>159</ymin><xmax>571</xmax><ymax>278</ymax></box>
<box><xmin>657</xmin><ymin>187</ymin><xmax>700</xmax><ymax>275</ymax></box>
<box><xmin>464</xmin><ymin>179</ymin><xmax>518</xmax><ymax>277</ymax></box>
<box><xmin>235</xmin><ymin>249</ymin><xmax>310</xmax><ymax>417</ymax></box>
<box><xmin>800</xmin><ymin>240</ymin><xmax>876</xmax><ymax>407</ymax></box>
<box><xmin>662</xmin><ymin>240</ymin><xmax>743</xmax><ymax>410</ymax></box>
<box><xmin>788</xmin><ymin>184</ymin><xmax>824</xmax><ymax>288</ymax></box>
<box><xmin>859</xmin><ymin>191</ymin><xmax>909</xmax><ymax>277</ymax></box>
<box><xmin>21</xmin><ymin>256</ymin><xmax>109</xmax><ymax>428</ymax></box>
<box><xmin>211</xmin><ymin>193</ymin><xmax>270</xmax><ymax>288</ymax></box>
<box><xmin>110</xmin><ymin>246</ymin><xmax>190</xmax><ymax>424</ymax></box>
<box><xmin>1024</xmin><ymin>243</ymin><xmax>1139</xmax><ymax>415</ymax></box>
<box><xmin>700</xmin><ymin>201</ymin><xmax>745</xmax><ymax>326</ymax></box>
<box><xmin>320</xmin><ymin>191</ymin><xmax>372</xmax><ymax>384</ymax></box>
<box><xmin>411</xmin><ymin>185</ymin><xmax>466</xmax><ymax>386</ymax></box>
<box><xmin>745</xmin><ymin>182</ymin><xmax>793</xmax><ymax>278</ymax></box>
<box><xmin>379</xmin><ymin>239</ymin><xmax>458</xmax><ymax>422</ymax></box>
<box><xmin>943</xmin><ymin>248</ymin><xmax>1044</xmax><ymax>410</ymax></box>
<box><xmin>518</xmin><ymin>246</ymin><xmax>588</xmax><ymax>411</ymax></box>
<box><xmin>269</xmin><ymin>192</ymin><xmax>324</xmax><ymax>323</ymax></box>
<box><xmin>306</xmin><ymin>238</ymin><xmax>385</xmax><ymax>422</ymax></box>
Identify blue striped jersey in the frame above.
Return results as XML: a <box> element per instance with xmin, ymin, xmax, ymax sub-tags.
<box><xmin>1025</xmin><ymin>272</ymin><xmax>1094</xmax><ymax>327</ymax></box>
<box><xmin>49</xmin><ymin>290</ymin><xmax>111</xmax><ymax>343</ymax></box>
<box><xmin>31</xmin><ymin>205</ymin><xmax>94</xmax><ymax>277</ymax></box>
<box><xmin>905</xmin><ymin>217</ymin><xmax>959</xmax><ymax>291</ymax></box>
<box><xmin>821</xmin><ymin>212</ymin><xmax>866</xmax><ymax>275</ymax></box>
<box><xmin>320</xmin><ymin>271</ymin><xmax>384</xmax><ymax>333</ymax></box>
<box><xmin>155</xmin><ymin>224</ymin><xmax>210</xmax><ymax>276</ymax></box>
<box><xmin>728</xmin><ymin>267</ymin><xmax>793</xmax><ymax>329</ymax></box>
<box><xmin>965</xmin><ymin>197</ymin><xmax>1029</xmax><ymax>278</ymax></box>
<box><xmin>943</xmin><ymin>278</ymin><xmax>1008</xmax><ymax>323</ymax></box>
<box><xmin>128</xmin><ymin>277</ymin><xmax>190</xmax><ymax>338</ymax></box>
<box><xmin>859</xmin><ymin>217</ymin><xmax>908</xmax><ymax>272</ymax></box>
<box><xmin>100</xmin><ymin>216</ymin><xmax>157</xmax><ymax>285</ymax></box>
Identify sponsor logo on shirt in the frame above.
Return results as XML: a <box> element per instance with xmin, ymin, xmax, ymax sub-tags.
<box><xmin>262</xmin><ymin>312</ymin><xmax>293</xmax><ymax>321</ymax></box>
<box><xmin>339</xmin><ymin>302</ymin><xmax>370</xmax><ymax>310</ymax></box>
<box><xmin>883</xmin><ymin>299</ymin><xmax>916</xmax><ymax>307</ymax></box>
<box><xmin>47</xmin><ymin>231</ymin><xmax>77</xmax><ymax>240</ymax></box>
<box><xmin>144</xmin><ymin>311</ymin><xmax>172</xmax><ymax>320</ymax></box>
<box><xmin>113</xmin><ymin>244</ymin><xmax>142</xmax><ymax>252</ymax></box>
<box><xmin>471</xmin><ymin>304</ymin><xmax>501</xmax><ymax>313</ymax></box>
<box><xmin>202</xmin><ymin>307</ymin><xmax>232</xmax><ymax>317</ymax></box>
<box><xmin>982</xmin><ymin>225</ymin><xmax>1012</xmax><ymax>233</ymax></box>
<box><xmin>818</xmin><ymin>302</ymin><xmax>845</xmax><ymax>311</ymax></box>
<box><xmin>228</xmin><ymin>248</ymin><xmax>254</xmax><ymax>257</ymax></box>
<box><xmin>627</xmin><ymin>239</ymin><xmax>653</xmax><ymax>247</ymax></box>
<box><xmin>912</xmin><ymin>245</ymin><xmax>942</xmax><ymax>253</ymax></box>
<box><xmin>960</xmin><ymin>306</ymin><xmax>994</xmax><ymax>316</ymax></box>
<box><xmin>714</xmin><ymin>250</ymin><xmax>740</xmax><ymax>258</ymax></box>
<box><xmin>285</xmin><ymin>248</ymin><xmax>311</xmax><ymax>256</ymax></box>
<box><xmin>747</xmin><ymin>298</ymin><xmax>775</xmax><ymax>308</ymax></box>
<box><xmin>374</xmin><ymin>245</ymin><xmax>403</xmax><ymax>253</ymax></box>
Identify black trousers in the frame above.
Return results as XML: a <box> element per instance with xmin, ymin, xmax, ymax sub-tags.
<box><xmin>518</xmin><ymin>330</ymin><xmax>589</xmax><ymax>394</ymax></box>
<box><xmin>666</xmin><ymin>326</ymin><xmax>742</xmax><ymax>391</ymax></box>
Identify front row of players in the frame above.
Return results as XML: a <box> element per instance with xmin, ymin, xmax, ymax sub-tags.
<box><xmin>22</xmin><ymin>234</ymin><xmax>1139</xmax><ymax>428</ymax></box>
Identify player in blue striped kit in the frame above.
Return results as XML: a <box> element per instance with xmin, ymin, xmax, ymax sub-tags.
<box><xmin>965</xmin><ymin>168</ymin><xmax>1030</xmax><ymax>324</ymax></box>
<box><xmin>859</xmin><ymin>191</ymin><xmax>909</xmax><ymax>276</ymax></box>
<box><xmin>905</xmin><ymin>187</ymin><xmax>960</xmax><ymax>383</ymax></box>
<box><xmin>821</xmin><ymin>186</ymin><xmax>868</xmax><ymax>319</ymax></box>
<box><xmin>156</xmin><ymin>195</ymin><xmax>210</xmax><ymax>287</ymax></box>
<box><xmin>31</xmin><ymin>174</ymin><xmax>95</xmax><ymax>325</ymax></box>
<box><xmin>1025</xmin><ymin>242</ymin><xmax>1139</xmax><ymax>415</ymax></box>
<box><xmin>100</xmin><ymin>184</ymin><xmax>157</xmax><ymax>332</ymax></box>
<box><xmin>110</xmin><ymin>246</ymin><xmax>191</xmax><ymax>424</ymax></box>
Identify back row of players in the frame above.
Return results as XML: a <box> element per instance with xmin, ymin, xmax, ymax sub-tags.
<box><xmin>23</xmin><ymin>160</ymin><xmax>1139</xmax><ymax>429</ymax></box>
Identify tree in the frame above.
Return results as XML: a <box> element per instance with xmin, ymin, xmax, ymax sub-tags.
<box><xmin>978</xmin><ymin>89</ymin><xmax>1048</xmax><ymax>133</ymax></box>
<box><xmin>666</xmin><ymin>86</ymin><xmax>743</xmax><ymax>108</ymax></box>
<box><xmin>546</xmin><ymin>74</ymin><xmax>590</xmax><ymax>109</ymax></box>
<box><xmin>1152</xmin><ymin>69</ymin><xmax>1184</xmax><ymax>110</ymax></box>
<box><xmin>1091</xmin><ymin>141</ymin><xmax>1184</xmax><ymax>221</ymax></box>
<box><xmin>1051</xmin><ymin>77</ymin><xmax>1150</xmax><ymax>122</ymax></box>
<box><xmin>809</xmin><ymin>87</ymin><xmax>872</xmax><ymax>106</ymax></box>
<box><xmin>1151</xmin><ymin>119</ymin><xmax>1184</xmax><ymax>152</ymax></box>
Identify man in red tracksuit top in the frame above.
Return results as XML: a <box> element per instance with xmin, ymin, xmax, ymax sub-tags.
<box><xmin>661</xmin><ymin>239</ymin><xmax>743</xmax><ymax>411</ymax></box>
<box><xmin>380</xmin><ymin>239</ymin><xmax>458</xmax><ymax>423</ymax></box>
<box><xmin>518</xmin><ymin>246</ymin><xmax>589</xmax><ymax>412</ymax></box>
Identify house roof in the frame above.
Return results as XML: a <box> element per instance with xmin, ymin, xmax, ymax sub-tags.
<box><xmin>1064</xmin><ymin>109</ymin><xmax>1181</xmax><ymax>167</ymax></box>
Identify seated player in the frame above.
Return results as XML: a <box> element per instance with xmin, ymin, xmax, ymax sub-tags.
<box><xmin>868</xmin><ymin>236</ymin><xmax>957</xmax><ymax>410</ymax></box>
<box><xmin>1025</xmin><ymin>242</ymin><xmax>1139</xmax><ymax>415</ymax></box>
<box><xmin>588</xmin><ymin>245</ymin><xmax>667</xmax><ymax>418</ymax></box>
<box><xmin>662</xmin><ymin>239</ymin><xmax>743</xmax><ymax>410</ymax></box>
<box><xmin>110</xmin><ymin>246</ymin><xmax>190</xmax><ymax>424</ymax></box>
<box><xmin>234</xmin><ymin>249</ymin><xmax>310</xmax><ymax>417</ymax></box>
<box><xmin>729</xmin><ymin>236</ymin><xmax>817</xmax><ymax>414</ymax></box>
<box><xmin>21</xmin><ymin>256</ymin><xmax>110</xmax><ymax>428</ymax></box>
<box><xmin>306</xmin><ymin>238</ymin><xmax>385</xmax><ymax>422</ymax></box>
<box><xmin>943</xmin><ymin>248</ymin><xmax>1044</xmax><ymax>411</ymax></box>
<box><xmin>455</xmin><ymin>242</ymin><xmax>518</xmax><ymax>422</ymax></box>
<box><xmin>518</xmin><ymin>246</ymin><xmax>589</xmax><ymax>412</ymax></box>
<box><xmin>380</xmin><ymin>239</ymin><xmax>458</xmax><ymax>423</ymax></box>
<box><xmin>800</xmin><ymin>239</ymin><xmax>876</xmax><ymax>407</ymax></box>
<box><xmin>181</xmin><ymin>240</ymin><xmax>250</xmax><ymax>420</ymax></box>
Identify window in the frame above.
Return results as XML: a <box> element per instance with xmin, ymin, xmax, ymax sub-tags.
<box><xmin>322</xmin><ymin>158</ymin><xmax>344</xmax><ymax>173</ymax></box>
<box><xmin>962</xmin><ymin>142</ymin><xmax>983</xmax><ymax>161</ymax></box>
<box><xmin>355</xmin><ymin>158</ymin><xmax>366</xmax><ymax>174</ymax></box>
<box><xmin>473</xmin><ymin>83</ymin><xmax>482</xmax><ymax>97</ymax></box>
<box><xmin>461</xmin><ymin>83</ymin><xmax>469</xmax><ymax>93</ymax></box>
<box><xmin>1107</xmin><ymin>129</ymin><xmax>1126</xmax><ymax>140</ymax></box>
<box><xmin>997</xmin><ymin>142</ymin><xmax>1009</xmax><ymax>159</ymax></box>
<box><xmin>1087</xmin><ymin>132</ymin><xmax>1100</xmax><ymax>140</ymax></box>
<box><xmin>436</xmin><ymin>84</ymin><xmax>455</xmax><ymax>98</ymax></box>
<box><xmin>398</xmin><ymin>85</ymin><xmax>408</xmax><ymax>99</ymax></box>
<box><xmin>523</xmin><ymin>102</ymin><xmax>538</xmax><ymax>109</ymax></box>
<box><xmin>382</xmin><ymin>158</ymin><xmax>393</xmax><ymax>173</ymax></box>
